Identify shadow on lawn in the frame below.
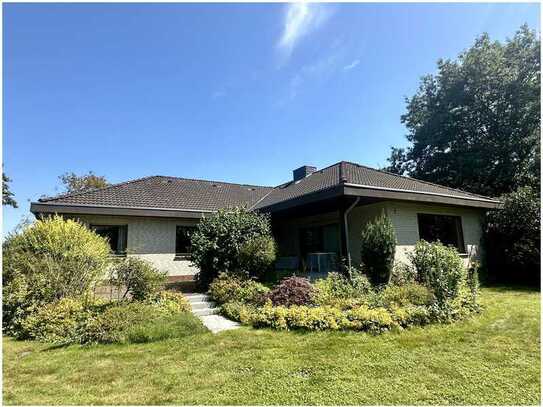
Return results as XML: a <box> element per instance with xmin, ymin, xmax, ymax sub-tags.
<box><xmin>481</xmin><ymin>284</ymin><xmax>540</xmax><ymax>293</ymax></box>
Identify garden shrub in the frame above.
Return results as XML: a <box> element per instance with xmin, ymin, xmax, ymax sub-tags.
<box><xmin>190</xmin><ymin>207</ymin><xmax>274</xmax><ymax>287</ymax></box>
<box><xmin>483</xmin><ymin>186</ymin><xmax>540</xmax><ymax>285</ymax></box>
<box><xmin>360</xmin><ymin>214</ymin><xmax>396</xmax><ymax>285</ymax></box>
<box><xmin>407</xmin><ymin>240</ymin><xmax>465</xmax><ymax>305</ymax></box>
<box><xmin>148</xmin><ymin>290</ymin><xmax>191</xmax><ymax>313</ymax></box>
<box><xmin>221</xmin><ymin>301</ymin><xmax>431</xmax><ymax>333</ymax></box>
<box><xmin>83</xmin><ymin>302</ymin><xmax>166</xmax><ymax>344</ymax></box>
<box><xmin>378</xmin><ymin>283</ymin><xmax>435</xmax><ymax>307</ymax></box>
<box><xmin>238</xmin><ymin>235</ymin><xmax>277</xmax><ymax>279</ymax></box>
<box><xmin>109</xmin><ymin>257</ymin><xmax>167</xmax><ymax>300</ymax></box>
<box><xmin>17</xmin><ymin>297</ymin><xmax>105</xmax><ymax>344</ymax></box>
<box><xmin>312</xmin><ymin>272</ymin><xmax>372</xmax><ymax>306</ymax></box>
<box><xmin>266</xmin><ymin>276</ymin><xmax>314</xmax><ymax>307</ymax></box>
<box><xmin>2</xmin><ymin>216</ymin><xmax>111</xmax><ymax>334</ymax></box>
<box><xmin>208</xmin><ymin>272</ymin><xmax>269</xmax><ymax>305</ymax></box>
<box><xmin>389</xmin><ymin>262</ymin><xmax>417</xmax><ymax>285</ymax></box>
<box><xmin>18</xmin><ymin>290</ymin><xmax>194</xmax><ymax>345</ymax></box>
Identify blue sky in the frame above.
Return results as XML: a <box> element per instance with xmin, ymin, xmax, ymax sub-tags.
<box><xmin>3</xmin><ymin>2</ymin><xmax>540</xmax><ymax>233</ymax></box>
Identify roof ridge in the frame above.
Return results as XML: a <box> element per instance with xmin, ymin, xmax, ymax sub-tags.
<box><xmin>39</xmin><ymin>175</ymin><xmax>161</xmax><ymax>203</ymax></box>
<box><xmin>343</xmin><ymin>161</ymin><xmax>496</xmax><ymax>200</ymax></box>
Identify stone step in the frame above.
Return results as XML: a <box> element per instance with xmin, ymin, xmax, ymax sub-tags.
<box><xmin>185</xmin><ymin>293</ymin><xmax>209</xmax><ymax>302</ymax></box>
<box><xmin>198</xmin><ymin>314</ymin><xmax>240</xmax><ymax>334</ymax></box>
<box><xmin>193</xmin><ymin>307</ymin><xmax>219</xmax><ymax>317</ymax></box>
<box><xmin>190</xmin><ymin>301</ymin><xmax>216</xmax><ymax>310</ymax></box>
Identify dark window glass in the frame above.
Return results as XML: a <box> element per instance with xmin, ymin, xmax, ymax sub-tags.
<box><xmin>90</xmin><ymin>225</ymin><xmax>127</xmax><ymax>255</ymax></box>
<box><xmin>300</xmin><ymin>226</ymin><xmax>324</xmax><ymax>256</ymax></box>
<box><xmin>176</xmin><ymin>226</ymin><xmax>196</xmax><ymax>255</ymax></box>
<box><xmin>417</xmin><ymin>214</ymin><xmax>465</xmax><ymax>253</ymax></box>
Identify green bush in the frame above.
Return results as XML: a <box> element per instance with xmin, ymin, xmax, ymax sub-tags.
<box><xmin>221</xmin><ymin>301</ymin><xmax>431</xmax><ymax>333</ymax></box>
<box><xmin>312</xmin><ymin>272</ymin><xmax>372</xmax><ymax>306</ymax></box>
<box><xmin>190</xmin><ymin>207</ymin><xmax>274</xmax><ymax>287</ymax></box>
<box><xmin>17</xmin><ymin>297</ymin><xmax>105</xmax><ymax>344</ymax></box>
<box><xmin>2</xmin><ymin>216</ymin><xmax>111</xmax><ymax>334</ymax></box>
<box><xmin>83</xmin><ymin>302</ymin><xmax>167</xmax><ymax>344</ymax></box>
<box><xmin>208</xmin><ymin>272</ymin><xmax>269</xmax><ymax>305</ymax></box>
<box><xmin>148</xmin><ymin>290</ymin><xmax>191</xmax><ymax>313</ymax></box>
<box><xmin>18</xmin><ymin>290</ymin><xmax>195</xmax><ymax>345</ymax></box>
<box><xmin>360</xmin><ymin>214</ymin><xmax>397</xmax><ymax>285</ymax></box>
<box><xmin>390</xmin><ymin>262</ymin><xmax>417</xmax><ymax>285</ymax></box>
<box><xmin>407</xmin><ymin>240</ymin><xmax>465</xmax><ymax>305</ymax></box>
<box><xmin>483</xmin><ymin>186</ymin><xmax>540</xmax><ymax>285</ymax></box>
<box><xmin>238</xmin><ymin>235</ymin><xmax>277</xmax><ymax>279</ymax></box>
<box><xmin>378</xmin><ymin>283</ymin><xmax>435</xmax><ymax>307</ymax></box>
<box><xmin>109</xmin><ymin>257</ymin><xmax>167</xmax><ymax>301</ymax></box>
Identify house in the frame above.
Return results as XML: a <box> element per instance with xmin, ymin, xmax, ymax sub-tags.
<box><xmin>30</xmin><ymin>161</ymin><xmax>501</xmax><ymax>281</ymax></box>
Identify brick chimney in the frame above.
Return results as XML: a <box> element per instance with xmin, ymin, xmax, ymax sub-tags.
<box><xmin>293</xmin><ymin>165</ymin><xmax>317</xmax><ymax>181</ymax></box>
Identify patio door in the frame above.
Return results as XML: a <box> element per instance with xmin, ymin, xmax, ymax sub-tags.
<box><xmin>299</xmin><ymin>223</ymin><xmax>340</xmax><ymax>277</ymax></box>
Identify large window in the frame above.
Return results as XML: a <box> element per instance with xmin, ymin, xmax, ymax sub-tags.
<box><xmin>90</xmin><ymin>225</ymin><xmax>127</xmax><ymax>255</ymax></box>
<box><xmin>417</xmin><ymin>214</ymin><xmax>465</xmax><ymax>253</ymax></box>
<box><xmin>299</xmin><ymin>224</ymin><xmax>339</xmax><ymax>256</ymax></box>
<box><xmin>176</xmin><ymin>226</ymin><xmax>196</xmax><ymax>256</ymax></box>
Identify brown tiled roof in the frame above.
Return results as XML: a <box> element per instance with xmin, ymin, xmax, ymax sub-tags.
<box><xmin>36</xmin><ymin>161</ymin><xmax>498</xmax><ymax>214</ymax></box>
<box><xmin>39</xmin><ymin>176</ymin><xmax>274</xmax><ymax>212</ymax></box>
<box><xmin>253</xmin><ymin>161</ymin><xmax>497</xmax><ymax>209</ymax></box>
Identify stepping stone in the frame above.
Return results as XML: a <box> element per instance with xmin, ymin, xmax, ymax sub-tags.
<box><xmin>198</xmin><ymin>314</ymin><xmax>240</xmax><ymax>334</ymax></box>
<box><xmin>185</xmin><ymin>293</ymin><xmax>240</xmax><ymax>333</ymax></box>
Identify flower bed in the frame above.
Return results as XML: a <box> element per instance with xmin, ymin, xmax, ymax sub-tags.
<box><xmin>209</xmin><ymin>241</ymin><xmax>480</xmax><ymax>333</ymax></box>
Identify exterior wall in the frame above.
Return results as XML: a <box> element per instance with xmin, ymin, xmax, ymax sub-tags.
<box><xmin>347</xmin><ymin>202</ymin><xmax>389</xmax><ymax>265</ymax></box>
<box><xmin>347</xmin><ymin>201</ymin><xmax>485</xmax><ymax>267</ymax></box>
<box><xmin>64</xmin><ymin>199</ymin><xmax>484</xmax><ymax>277</ymax></box>
<box><xmin>67</xmin><ymin>214</ymin><xmax>199</xmax><ymax>277</ymax></box>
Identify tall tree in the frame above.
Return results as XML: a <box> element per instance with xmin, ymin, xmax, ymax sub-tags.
<box><xmin>386</xmin><ymin>25</ymin><xmax>540</xmax><ymax>197</ymax></box>
<box><xmin>2</xmin><ymin>173</ymin><xmax>18</xmax><ymax>208</ymax></box>
<box><xmin>59</xmin><ymin>171</ymin><xmax>110</xmax><ymax>194</ymax></box>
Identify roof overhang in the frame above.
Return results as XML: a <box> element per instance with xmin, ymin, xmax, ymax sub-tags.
<box><xmin>30</xmin><ymin>202</ymin><xmax>212</xmax><ymax>219</ymax></box>
<box><xmin>342</xmin><ymin>183</ymin><xmax>502</xmax><ymax>209</ymax></box>
<box><xmin>257</xmin><ymin>183</ymin><xmax>501</xmax><ymax>213</ymax></box>
<box><xmin>31</xmin><ymin>183</ymin><xmax>501</xmax><ymax>219</ymax></box>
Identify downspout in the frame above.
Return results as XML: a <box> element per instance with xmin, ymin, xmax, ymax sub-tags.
<box><xmin>343</xmin><ymin>196</ymin><xmax>360</xmax><ymax>272</ymax></box>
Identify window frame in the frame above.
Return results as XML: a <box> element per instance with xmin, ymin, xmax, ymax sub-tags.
<box><xmin>417</xmin><ymin>213</ymin><xmax>466</xmax><ymax>254</ymax></box>
<box><xmin>90</xmin><ymin>224</ymin><xmax>128</xmax><ymax>256</ymax></box>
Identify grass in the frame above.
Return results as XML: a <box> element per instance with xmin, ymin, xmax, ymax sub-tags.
<box><xmin>3</xmin><ymin>287</ymin><xmax>540</xmax><ymax>405</ymax></box>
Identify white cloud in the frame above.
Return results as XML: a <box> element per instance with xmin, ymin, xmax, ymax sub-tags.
<box><xmin>277</xmin><ymin>3</ymin><xmax>331</xmax><ymax>61</ymax></box>
<box><xmin>343</xmin><ymin>59</ymin><xmax>360</xmax><ymax>71</ymax></box>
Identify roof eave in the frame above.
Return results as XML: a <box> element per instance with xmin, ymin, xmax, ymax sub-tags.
<box><xmin>342</xmin><ymin>184</ymin><xmax>501</xmax><ymax>209</ymax></box>
<box><xmin>30</xmin><ymin>202</ymin><xmax>213</xmax><ymax>219</ymax></box>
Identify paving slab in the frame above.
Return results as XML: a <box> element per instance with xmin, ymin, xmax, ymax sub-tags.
<box><xmin>198</xmin><ymin>314</ymin><xmax>241</xmax><ymax>334</ymax></box>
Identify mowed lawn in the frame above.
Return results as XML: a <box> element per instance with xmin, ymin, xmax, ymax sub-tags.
<box><xmin>3</xmin><ymin>287</ymin><xmax>540</xmax><ymax>405</ymax></box>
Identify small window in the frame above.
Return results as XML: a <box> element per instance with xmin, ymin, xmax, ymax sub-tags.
<box><xmin>90</xmin><ymin>225</ymin><xmax>127</xmax><ymax>255</ymax></box>
<box><xmin>176</xmin><ymin>226</ymin><xmax>196</xmax><ymax>256</ymax></box>
<box><xmin>417</xmin><ymin>214</ymin><xmax>465</xmax><ymax>253</ymax></box>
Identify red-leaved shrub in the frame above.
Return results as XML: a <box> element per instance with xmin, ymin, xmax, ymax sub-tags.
<box><xmin>267</xmin><ymin>276</ymin><xmax>314</xmax><ymax>307</ymax></box>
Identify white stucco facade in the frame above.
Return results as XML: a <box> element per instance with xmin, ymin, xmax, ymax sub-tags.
<box><xmin>69</xmin><ymin>199</ymin><xmax>485</xmax><ymax>278</ymax></box>
<box><xmin>70</xmin><ymin>214</ymin><xmax>199</xmax><ymax>277</ymax></box>
<box><xmin>347</xmin><ymin>201</ymin><xmax>484</xmax><ymax>267</ymax></box>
